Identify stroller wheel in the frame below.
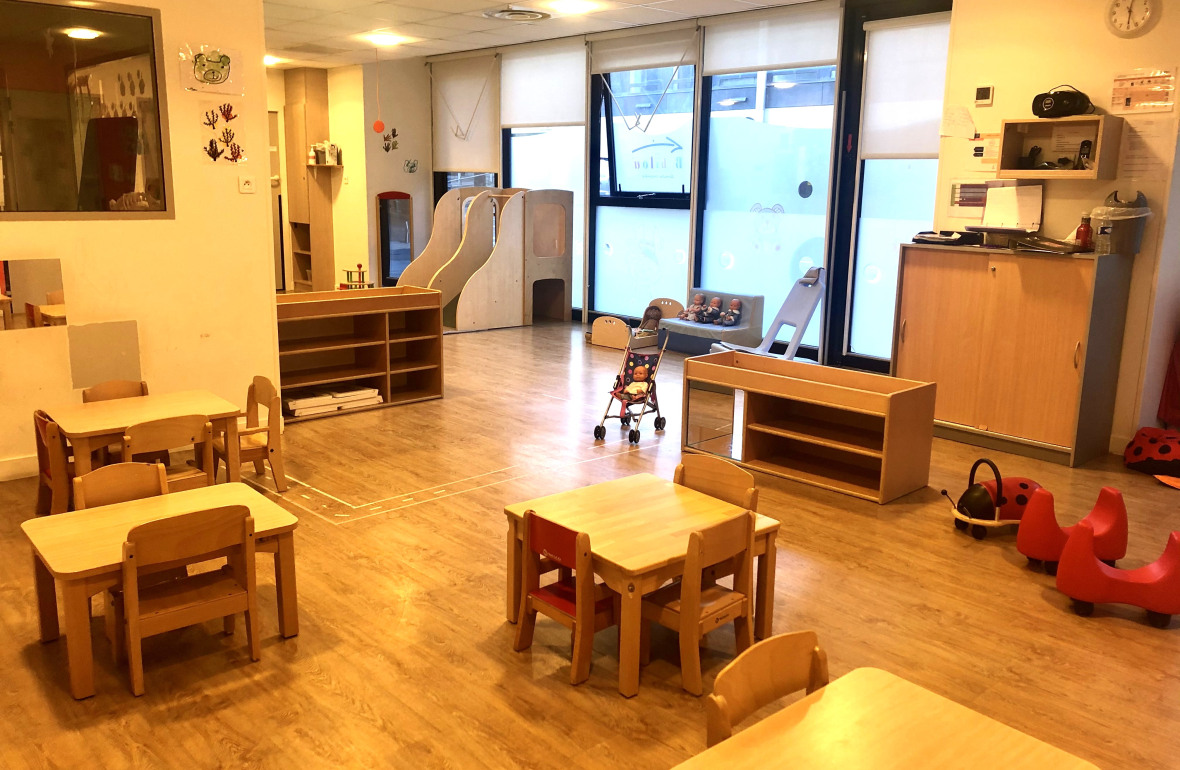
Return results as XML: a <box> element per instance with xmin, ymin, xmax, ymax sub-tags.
<box><xmin>593</xmin><ymin>425</ymin><xmax>606</xmax><ymax>440</ymax></box>
<box><xmin>628</xmin><ymin>429</ymin><xmax>640</xmax><ymax>444</ymax></box>
<box><xmin>621</xmin><ymin>415</ymin><xmax>631</xmax><ymax>426</ymax></box>
<box><xmin>654</xmin><ymin>416</ymin><xmax>667</xmax><ymax>430</ymax></box>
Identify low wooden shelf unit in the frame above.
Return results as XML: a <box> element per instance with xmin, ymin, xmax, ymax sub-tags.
<box><xmin>276</xmin><ymin>286</ymin><xmax>443</xmax><ymax>422</ymax></box>
<box><xmin>683</xmin><ymin>351</ymin><xmax>936</xmax><ymax>504</ymax></box>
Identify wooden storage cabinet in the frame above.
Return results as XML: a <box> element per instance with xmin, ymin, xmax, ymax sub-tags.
<box><xmin>683</xmin><ymin>351</ymin><xmax>936</xmax><ymax>504</ymax></box>
<box><xmin>893</xmin><ymin>244</ymin><xmax>1132</xmax><ymax>466</ymax></box>
<box><xmin>997</xmin><ymin>115</ymin><xmax>1123</xmax><ymax>180</ymax></box>
<box><xmin>276</xmin><ymin>287</ymin><xmax>443</xmax><ymax>422</ymax></box>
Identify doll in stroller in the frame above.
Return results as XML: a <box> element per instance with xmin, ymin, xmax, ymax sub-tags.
<box><xmin>592</xmin><ymin>336</ymin><xmax>668</xmax><ymax>444</ymax></box>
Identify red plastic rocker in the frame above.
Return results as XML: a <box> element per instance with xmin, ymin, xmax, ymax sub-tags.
<box><xmin>1056</xmin><ymin>520</ymin><xmax>1180</xmax><ymax>628</ymax></box>
<box><xmin>1016</xmin><ymin>487</ymin><xmax>1128</xmax><ymax>575</ymax></box>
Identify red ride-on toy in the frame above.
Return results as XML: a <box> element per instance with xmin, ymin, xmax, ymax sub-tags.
<box><xmin>1056</xmin><ymin>521</ymin><xmax>1180</xmax><ymax>628</ymax></box>
<box><xmin>942</xmin><ymin>458</ymin><xmax>1042</xmax><ymax>540</ymax></box>
<box><xmin>1016</xmin><ymin>487</ymin><xmax>1128</xmax><ymax>575</ymax></box>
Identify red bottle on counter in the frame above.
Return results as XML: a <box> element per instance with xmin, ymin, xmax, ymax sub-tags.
<box><xmin>1076</xmin><ymin>213</ymin><xmax>1094</xmax><ymax>251</ymax></box>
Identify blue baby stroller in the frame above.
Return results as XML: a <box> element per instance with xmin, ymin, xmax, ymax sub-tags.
<box><xmin>592</xmin><ymin>336</ymin><xmax>669</xmax><ymax>444</ymax></box>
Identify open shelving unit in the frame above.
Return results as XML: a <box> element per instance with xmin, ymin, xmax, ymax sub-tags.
<box><xmin>276</xmin><ymin>286</ymin><xmax>443</xmax><ymax>422</ymax></box>
<box><xmin>683</xmin><ymin>351</ymin><xmax>936</xmax><ymax>504</ymax></box>
<box><xmin>997</xmin><ymin>115</ymin><xmax>1123</xmax><ymax>180</ymax></box>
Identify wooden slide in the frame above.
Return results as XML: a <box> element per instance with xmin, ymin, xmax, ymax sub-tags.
<box><xmin>398</xmin><ymin>187</ymin><xmax>489</xmax><ymax>290</ymax></box>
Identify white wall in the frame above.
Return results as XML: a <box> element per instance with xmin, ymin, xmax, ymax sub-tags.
<box><xmin>328</xmin><ymin>66</ymin><xmax>370</xmax><ymax>282</ymax></box>
<box><xmin>0</xmin><ymin>0</ymin><xmax>277</xmax><ymax>479</ymax></box>
<box><xmin>937</xmin><ymin>0</ymin><xmax>1180</xmax><ymax>451</ymax></box>
<box><xmin>362</xmin><ymin>58</ymin><xmax>435</xmax><ymax>268</ymax></box>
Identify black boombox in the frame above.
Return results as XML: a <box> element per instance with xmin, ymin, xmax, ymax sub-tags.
<box><xmin>1032</xmin><ymin>87</ymin><xmax>1092</xmax><ymax>118</ymax></box>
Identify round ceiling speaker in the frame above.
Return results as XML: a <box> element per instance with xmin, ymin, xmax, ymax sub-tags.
<box><xmin>482</xmin><ymin>7</ymin><xmax>551</xmax><ymax>21</ymax></box>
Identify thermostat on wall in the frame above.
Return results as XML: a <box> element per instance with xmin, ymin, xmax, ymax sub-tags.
<box><xmin>975</xmin><ymin>85</ymin><xmax>994</xmax><ymax>107</ymax></box>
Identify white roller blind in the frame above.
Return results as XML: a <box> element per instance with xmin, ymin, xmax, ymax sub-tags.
<box><xmin>589</xmin><ymin>27</ymin><xmax>698</xmax><ymax>74</ymax></box>
<box><xmin>501</xmin><ymin>39</ymin><xmax>587</xmax><ymax>127</ymax></box>
<box><xmin>431</xmin><ymin>54</ymin><xmax>500</xmax><ymax>172</ymax></box>
<box><xmin>859</xmin><ymin>13</ymin><xmax>951</xmax><ymax>157</ymax></box>
<box><xmin>702</xmin><ymin>1</ymin><xmax>841</xmax><ymax>76</ymax></box>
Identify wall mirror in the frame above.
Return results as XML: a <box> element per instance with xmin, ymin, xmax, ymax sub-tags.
<box><xmin>0</xmin><ymin>259</ymin><xmax>66</xmax><ymax>330</ymax></box>
<box><xmin>0</xmin><ymin>0</ymin><xmax>169</xmax><ymax>214</ymax></box>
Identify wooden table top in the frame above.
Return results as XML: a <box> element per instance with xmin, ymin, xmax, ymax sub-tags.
<box><xmin>21</xmin><ymin>483</ymin><xmax>298</xmax><ymax>580</ymax></box>
<box><xmin>504</xmin><ymin>473</ymin><xmax>779</xmax><ymax>575</ymax></box>
<box><xmin>48</xmin><ymin>390</ymin><xmax>240</xmax><ymax>438</ymax></box>
<box><xmin>674</xmin><ymin>667</ymin><xmax>1098</xmax><ymax>769</ymax></box>
<box><xmin>39</xmin><ymin>304</ymin><xmax>66</xmax><ymax>318</ymax></box>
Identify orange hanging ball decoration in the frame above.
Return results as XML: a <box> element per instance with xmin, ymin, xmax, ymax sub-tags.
<box><xmin>373</xmin><ymin>119</ymin><xmax>385</xmax><ymax>133</ymax></box>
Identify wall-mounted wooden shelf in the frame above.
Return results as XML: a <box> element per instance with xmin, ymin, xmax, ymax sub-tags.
<box><xmin>276</xmin><ymin>286</ymin><xmax>443</xmax><ymax>422</ymax></box>
<box><xmin>997</xmin><ymin>115</ymin><xmax>1123</xmax><ymax>180</ymax></box>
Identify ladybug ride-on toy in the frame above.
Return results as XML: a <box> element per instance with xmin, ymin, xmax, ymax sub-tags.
<box><xmin>942</xmin><ymin>458</ymin><xmax>1042</xmax><ymax>540</ymax></box>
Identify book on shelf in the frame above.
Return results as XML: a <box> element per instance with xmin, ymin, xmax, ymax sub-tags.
<box><xmin>288</xmin><ymin>402</ymin><xmax>343</xmax><ymax>417</ymax></box>
<box><xmin>327</xmin><ymin>386</ymin><xmax>380</xmax><ymax>402</ymax></box>
<box><xmin>338</xmin><ymin>395</ymin><xmax>383</xmax><ymax>410</ymax></box>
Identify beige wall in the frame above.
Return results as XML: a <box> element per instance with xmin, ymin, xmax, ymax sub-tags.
<box><xmin>363</xmin><ymin>58</ymin><xmax>435</xmax><ymax>267</ymax></box>
<box><xmin>0</xmin><ymin>0</ymin><xmax>277</xmax><ymax>479</ymax></box>
<box><xmin>937</xmin><ymin>0</ymin><xmax>1180</xmax><ymax>451</ymax></box>
<box><xmin>327</xmin><ymin>66</ymin><xmax>371</xmax><ymax>282</ymax></box>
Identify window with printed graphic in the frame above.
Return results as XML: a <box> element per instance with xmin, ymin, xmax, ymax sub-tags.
<box><xmin>604</xmin><ymin>66</ymin><xmax>695</xmax><ymax>196</ymax></box>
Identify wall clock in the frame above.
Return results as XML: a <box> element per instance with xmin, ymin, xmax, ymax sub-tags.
<box><xmin>1106</xmin><ymin>0</ymin><xmax>1161</xmax><ymax>37</ymax></box>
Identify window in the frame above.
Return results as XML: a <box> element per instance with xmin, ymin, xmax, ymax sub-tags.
<box><xmin>0</xmin><ymin>0</ymin><xmax>170</xmax><ymax>214</ymax></box>
<box><xmin>432</xmin><ymin>171</ymin><xmax>497</xmax><ymax>208</ymax></box>
<box><xmin>506</xmin><ymin>126</ymin><xmax>586</xmax><ymax>308</ymax></box>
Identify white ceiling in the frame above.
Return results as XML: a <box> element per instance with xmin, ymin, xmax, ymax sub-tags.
<box><xmin>264</xmin><ymin>0</ymin><xmax>803</xmax><ymax>68</ymax></box>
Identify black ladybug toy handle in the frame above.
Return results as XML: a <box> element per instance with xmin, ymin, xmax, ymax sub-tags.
<box><xmin>967</xmin><ymin>458</ymin><xmax>1002</xmax><ymax>508</ymax></box>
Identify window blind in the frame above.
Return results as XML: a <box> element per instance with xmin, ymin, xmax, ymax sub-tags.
<box><xmin>589</xmin><ymin>27</ymin><xmax>698</xmax><ymax>74</ymax></box>
<box><xmin>431</xmin><ymin>54</ymin><xmax>500</xmax><ymax>172</ymax></box>
<box><xmin>702</xmin><ymin>1</ymin><xmax>842</xmax><ymax>76</ymax></box>
<box><xmin>501</xmin><ymin>39</ymin><xmax>587</xmax><ymax>127</ymax></box>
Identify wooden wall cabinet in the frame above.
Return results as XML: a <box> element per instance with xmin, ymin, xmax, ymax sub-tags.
<box><xmin>892</xmin><ymin>245</ymin><xmax>1133</xmax><ymax>466</ymax></box>
<box><xmin>283</xmin><ymin>69</ymin><xmax>334</xmax><ymax>291</ymax></box>
<box><xmin>997</xmin><ymin>115</ymin><xmax>1123</xmax><ymax>180</ymax></box>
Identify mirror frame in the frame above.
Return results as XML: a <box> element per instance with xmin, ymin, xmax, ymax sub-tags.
<box><xmin>0</xmin><ymin>0</ymin><xmax>175</xmax><ymax>221</ymax></box>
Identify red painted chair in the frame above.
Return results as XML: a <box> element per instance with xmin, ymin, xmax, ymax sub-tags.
<box><xmin>513</xmin><ymin>510</ymin><xmax>619</xmax><ymax>685</ymax></box>
<box><xmin>1016</xmin><ymin>487</ymin><xmax>1128</xmax><ymax>575</ymax></box>
<box><xmin>1056</xmin><ymin>520</ymin><xmax>1180</xmax><ymax>628</ymax></box>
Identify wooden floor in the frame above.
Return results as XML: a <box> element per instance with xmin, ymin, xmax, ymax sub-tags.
<box><xmin>2</xmin><ymin>322</ymin><xmax>1178</xmax><ymax>769</ymax></box>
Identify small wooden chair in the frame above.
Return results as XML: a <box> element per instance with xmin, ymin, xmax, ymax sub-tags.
<box><xmin>213</xmin><ymin>376</ymin><xmax>287</xmax><ymax>492</ymax></box>
<box><xmin>705</xmin><ymin>630</ymin><xmax>829</xmax><ymax>746</ymax></box>
<box><xmin>116</xmin><ymin>505</ymin><xmax>260</xmax><ymax>695</ymax></box>
<box><xmin>513</xmin><ymin>510</ymin><xmax>618</xmax><ymax>685</ymax></box>
<box><xmin>640</xmin><ymin>511</ymin><xmax>756</xmax><ymax>696</ymax></box>
<box><xmin>73</xmin><ymin>462</ymin><xmax>169</xmax><ymax>510</ymax></box>
<box><xmin>82</xmin><ymin>380</ymin><xmax>168</xmax><ymax>466</ymax></box>
<box><xmin>46</xmin><ymin>289</ymin><xmax>65</xmax><ymax>304</ymax></box>
<box><xmin>674</xmin><ymin>453</ymin><xmax>758</xmax><ymax>511</ymax></box>
<box><xmin>123</xmin><ymin>415</ymin><xmax>214</xmax><ymax>493</ymax></box>
<box><xmin>33</xmin><ymin>410</ymin><xmax>71</xmax><ymax>515</ymax></box>
<box><xmin>24</xmin><ymin>302</ymin><xmax>43</xmax><ymax>328</ymax></box>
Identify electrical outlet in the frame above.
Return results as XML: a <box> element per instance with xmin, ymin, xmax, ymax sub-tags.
<box><xmin>238</xmin><ymin>175</ymin><xmax>257</xmax><ymax>194</ymax></box>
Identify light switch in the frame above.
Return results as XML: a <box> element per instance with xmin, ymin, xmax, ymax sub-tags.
<box><xmin>238</xmin><ymin>175</ymin><xmax>257</xmax><ymax>194</ymax></box>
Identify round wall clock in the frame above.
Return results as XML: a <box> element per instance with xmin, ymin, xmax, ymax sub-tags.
<box><xmin>1106</xmin><ymin>0</ymin><xmax>1161</xmax><ymax>37</ymax></box>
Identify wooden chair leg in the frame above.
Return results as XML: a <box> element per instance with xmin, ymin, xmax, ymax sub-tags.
<box><xmin>734</xmin><ymin>614</ymin><xmax>754</xmax><ymax>654</ymax></box>
<box><xmin>246</xmin><ymin>610</ymin><xmax>260</xmax><ymax>662</ymax></box>
<box><xmin>36</xmin><ymin>483</ymin><xmax>51</xmax><ymax>517</ymax></box>
<box><xmin>252</xmin><ymin>459</ymin><xmax>266</xmax><ymax>475</ymax></box>
<box><xmin>223</xmin><ymin>614</ymin><xmax>236</xmax><ymax>635</ymax></box>
<box><xmin>513</xmin><ymin>599</ymin><xmax>537</xmax><ymax>652</ymax></box>
<box><xmin>269</xmin><ymin>449</ymin><xmax>289</xmax><ymax>493</ymax></box>
<box><xmin>128</xmin><ymin>630</ymin><xmax>145</xmax><ymax>696</ymax></box>
<box><xmin>570</xmin><ymin>620</ymin><xmax>593</xmax><ymax>685</ymax></box>
<box><xmin>639</xmin><ymin>620</ymin><xmax>651</xmax><ymax>666</ymax></box>
<box><xmin>679</xmin><ymin>628</ymin><xmax>704</xmax><ymax>696</ymax></box>
<box><xmin>105</xmin><ymin>593</ymin><xmax>126</xmax><ymax>664</ymax></box>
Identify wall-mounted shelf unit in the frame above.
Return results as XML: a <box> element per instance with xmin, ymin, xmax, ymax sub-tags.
<box><xmin>283</xmin><ymin>69</ymin><xmax>335</xmax><ymax>291</ymax></box>
<box><xmin>276</xmin><ymin>286</ymin><xmax>443</xmax><ymax>422</ymax></box>
<box><xmin>682</xmin><ymin>351</ymin><xmax>936</xmax><ymax>504</ymax></box>
<box><xmin>997</xmin><ymin>115</ymin><xmax>1123</xmax><ymax>180</ymax></box>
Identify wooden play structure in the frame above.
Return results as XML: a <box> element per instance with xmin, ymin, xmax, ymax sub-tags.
<box><xmin>398</xmin><ymin>187</ymin><xmax>574</xmax><ymax>332</ymax></box>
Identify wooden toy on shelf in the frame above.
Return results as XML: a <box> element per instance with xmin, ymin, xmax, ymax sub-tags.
<box><xmin>942</xmin><ymin>458</ymin><xmax>1041</xmax><ymax>540</ymax></box>
<box><xmin>1056</xmin><ymin>521</ymin><xmax>1180</xmax><ymax>628</ymax></box>
<box><xmin>341</xmin><ymin>263</ymin><xmax>374</xmax><ymax>289</ymax></box>
<box><xmin>1016</xmin><ymin>487</ymin><xmax>1128</xmax><ymax>575</ymax></box>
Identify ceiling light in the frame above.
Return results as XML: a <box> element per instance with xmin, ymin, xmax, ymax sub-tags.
<box><xmin>364</xmin><ymin>32</ymin><xmax>409</xmax><ymax>46</ymax></box>
<box><xmin>549</xmin><ymin>0</ymin><xmax>599</xmax><ymax>13</ymax></box>
<box><xmin>483</xmin><ymin>6</ymin><xmax>551</xmax><ymax>21</ymax></box>
<box><xmin>264</xmin><ymin>55</ymin><xmax>287</xmax><ymax>66</ymax></box>
<box><xmin>64</xmin><ymin>27</ymin><xmax>101</xmax><ymax>40</ymax></box>
<box><xmin>770</xmin><ymin>81</ymin><xmax>796</xmax><ymax>90</ymax></box>
<box><xmin>718</xmin><ymin>97</ymin><xmax>747</xmax><ymax>106</ymax></box>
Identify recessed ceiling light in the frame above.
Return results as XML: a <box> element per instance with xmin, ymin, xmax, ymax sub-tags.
<box><xmin>64</xmin><ymin>27</ymin><xmax>102</xmax><ymax>40</ymax></box>
<box><xmin>264</xmin><ymin>55</ymin><xmax>287</xmax><ymax>66</ymax></box>
<box><xmin>364</xmin><ymin>32</ymin><xmax>410</xmax><ymax>46</ymax></box>
<box><xmin>483</xmin><ymin>6</ymin><xmax>551</xmax><ymax>21</ymax></box>
<box><xmin>549</xmin><ymin>0</ymin><xmax>599</xmax><ymax>13</ymax></box>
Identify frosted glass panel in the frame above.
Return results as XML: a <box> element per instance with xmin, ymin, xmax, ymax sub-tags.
<box><xmin>700</xmin><ymin>67</ymin><xmax>836</xmax><ymax>347</ymax></box>
<box><xmin>848</xmin><ymin>159</ymin><xmax>938</xmax><ymax>358</ymax></box>
<box><xmin>509</xmin><ymin>126</ymin><xmax>586</xmax><ymax>308</ymax></box>
<box><xmin>593</xmin><ymin>207</ymin><xmax>690</xmax><ymax>317</ymax></box>
<box><xmin>859</xmin><ymin>17</ymin><xmax>950</xmax><ymax>157</ymax></box>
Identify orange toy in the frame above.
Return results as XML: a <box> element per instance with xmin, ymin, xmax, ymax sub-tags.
<box><xmin>1056</xmin><ymin>520</ymin><xmax>1180</xmax><ymax>628</ymax></box>
<box><xmin>1016</xmin><ymin>487</ymin><xmax>1128</xmax><ymax>575</ymax></box>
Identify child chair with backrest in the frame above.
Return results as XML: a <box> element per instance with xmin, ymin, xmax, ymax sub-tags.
<box><xmin>214</xmin><ymin>376</ymin><xmax>287</xmax><ymax>492</ymax></box>
<box><xmin>33</xmin><ymin>410</ymin><xmax>71</xmax><ymax>515</ymax></box>
<box><xmin>123</xmin><ymin>415</ymin><xmax>214</xmax><ymax>493</ymax></box>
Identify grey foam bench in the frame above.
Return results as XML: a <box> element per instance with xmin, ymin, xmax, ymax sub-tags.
<box><xmin>659</xmin><ymin>289</ymin><xmax>764</xmax><ymax>355</ymax></box>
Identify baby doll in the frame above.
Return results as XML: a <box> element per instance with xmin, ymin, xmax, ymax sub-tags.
<box><xmin>699</xmin><ymin>296</ymin><xmax>722</xmax><ymax>324</ymax></box>
<box><xmin>716</xmin><ymin>298</ymin><xmax>743</xmax><ymax>326</ymax></box>
<box><xmin>677</xmin><ymin>293</ymin><xmax>706</xmax><ymax>322</ymax></box>
<box><xmin>623</xmin><ymin>365</ymin><xmax>650</xmax><ymax>398</ymax></box>
<box><xmin>637</xmin><ymin>305</ymin><xmax>662</xmax><ymax>335</ymax></box>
